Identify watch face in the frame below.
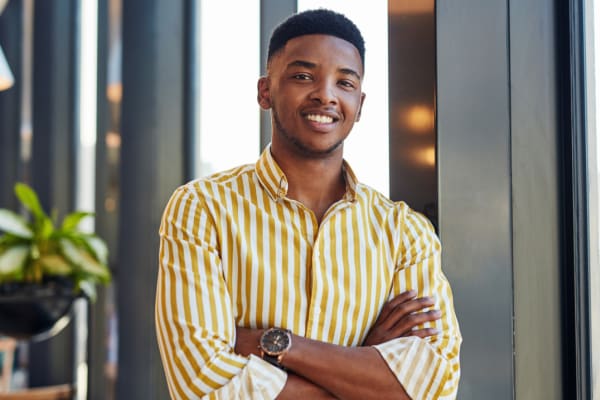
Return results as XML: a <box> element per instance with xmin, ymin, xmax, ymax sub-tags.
<box><xmin>260</xmin><ymin>328</ymin><xmax>290</xmax><ymax>355</ymax></box>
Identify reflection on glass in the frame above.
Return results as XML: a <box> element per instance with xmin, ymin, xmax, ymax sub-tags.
<box><xmin>400</xmin><ymin>104</ymin><xmax>434</xmax><ymax>134</ymax></box>
<box><xmin>99</xmin><ymin>0</ymin><xmax>122</xmax><ymax>398</ymax></box>
<box><xmin>388</xmin><ymin>0</ymin><xmax>436</xmax><ymax>226</ymax></box>
<box><xmin>20</xmin><ymin>0</ymin><xmax>33</xmax><ymax>170</ymax></box>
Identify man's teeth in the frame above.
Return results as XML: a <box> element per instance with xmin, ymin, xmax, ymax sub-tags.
<box><xmin>306</xmin><ymin>114</ymin><xmax>334</xmax><ymax>124</ymax></box>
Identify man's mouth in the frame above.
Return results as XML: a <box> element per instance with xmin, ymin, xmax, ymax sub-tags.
<box><xmin>305</xmin><ymin>114</ymin><xmax>336</xmax><ymax>124</ymax></box>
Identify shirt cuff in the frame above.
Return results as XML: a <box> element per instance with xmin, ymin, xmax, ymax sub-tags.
<box><xmin>203</xmin><ymin>355</ymin><xmax>287</xmax><ymax>399</ymax></box>
<box><xmin>373</xmin><ymin>337</ymin><xmax>451</xmax><ymax>399</ymax></box>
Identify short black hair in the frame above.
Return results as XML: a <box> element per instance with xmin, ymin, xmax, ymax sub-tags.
<box><xmin>267</xmin><ymin>9</ymin><xmax>365</xmax><ymax>67</ymax></box>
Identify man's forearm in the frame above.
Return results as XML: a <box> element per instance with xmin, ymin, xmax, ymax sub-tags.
<box><xmin>235</xmin><ymin>292</ymin><xmax>441</xmax><ymax>399</ymax></box>
<box><xmin>280</xmin><ymin>334</ymin><xmax>409</xmax><ymax>400</ymax></box>
<box><xmin>277</xmin><ymin>374</ymin><xmax>337</xmax><ymax>400</ymax></box>
<box><xmin>236</xmin><ymin>328</ymin><xmax>408</xmax><ymax>400</ymax></box>
<box><xmin>235</xmin><ymin>327</ymin><xmax>337</xmax><ymax>399</ymax></box>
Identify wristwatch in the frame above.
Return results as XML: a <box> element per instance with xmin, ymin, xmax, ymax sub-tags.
<box><xmin>259</xmin><ymin>327</ymin><xmax>292</xmax><ymax>369</ymax></box>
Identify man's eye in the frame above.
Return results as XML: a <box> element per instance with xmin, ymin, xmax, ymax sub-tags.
<box><xmin>293</xmin><ymin>73</ymin><xmax>311</xmax><ymax>80</ymax></box>
<box><xmin>339</xmin><ymin>80</ymin><xmax>355</xmax><ymax>89</ymax></box>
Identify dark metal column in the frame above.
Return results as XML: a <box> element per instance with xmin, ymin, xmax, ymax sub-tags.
<box><xmin>509</xmin><ymin>0</ymin><xmax>563</xmax><ymax>397</ymax></box>
<box><xmin>557</xmin><ymin>0</ymin><xmax>592</xmax><ymax>396</ymax></box>
<box><xmin>87</xmin><ymin>0</ymin><xmax>110</xmax><ymax>397</ymax></box>
<box><xmin>436</xmin><ymin>1</ymin><xmax>514</xmax><ymax>398</ymax></box>
<box><xmin>29</xmin><ymin>0</ymin><xmax>78</xmax><ymax>388</ymax></box>
<box><xmin>0</xmin><ymin>0</ymin><xmax>22</xmax><ymax>209</ymax></box>
<box><xmin>259</xmin><ymin>0</ymin><xmax>296</xmax><ymax>150</ymax></box>
<box><xmin>117</xmin><ymin>0</ymin><xmax>188</xmax><ymax>397</ymax></box>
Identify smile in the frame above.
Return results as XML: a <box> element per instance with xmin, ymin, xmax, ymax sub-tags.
<box><xmin>305</xmin><ymin>114</ymin><xmax>335</xmax><ymax>124</ymax></box>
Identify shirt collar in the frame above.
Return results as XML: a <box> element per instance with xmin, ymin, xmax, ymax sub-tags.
<box><xmin>256</xmin><ymin>144</ymin><xmax>358</xmax><ymax>202</ymax></box>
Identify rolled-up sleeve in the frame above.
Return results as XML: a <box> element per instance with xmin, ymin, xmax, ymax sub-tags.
<box><xmin>155</xmin><ymin>186</ymin><xmax>287</xmax><ymax>399</ymax></box>
<box><xmin>374</xmin><ymin>206</ymin><xmax>462</xmax><ymax>400</ymax></box>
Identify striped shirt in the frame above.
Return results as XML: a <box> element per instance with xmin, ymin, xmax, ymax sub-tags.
<box><xmin>156</xmin><ymin>147</ymin><xmax>461</xmax><ymax>399</ymax></box>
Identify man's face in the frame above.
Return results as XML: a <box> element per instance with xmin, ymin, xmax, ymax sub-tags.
<box><xmin>258</xmin><ymin>34</ymin><xmax>366</xmax><ymax>158</ymax></box>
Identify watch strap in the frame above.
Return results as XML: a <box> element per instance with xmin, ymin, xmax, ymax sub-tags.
<box><xmin>262</xmin><ymin>353</ymin><xmax>284</xmax><ymax>369</ymax></box>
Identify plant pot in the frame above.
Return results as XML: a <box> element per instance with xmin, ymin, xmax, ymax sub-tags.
<box><xmin>0</xmin><ymin>278</ymin><xmax>77</xmax><ymax>341</ymax></box>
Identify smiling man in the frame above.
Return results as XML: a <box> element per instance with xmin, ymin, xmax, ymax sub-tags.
<box><xmin>156</xmin><ymin>9</ymin><xmax>461</xmax><ymax>400</ymax></box>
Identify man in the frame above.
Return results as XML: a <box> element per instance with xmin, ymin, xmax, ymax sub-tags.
<box><xmin>156</xmin><ymin>9</ymin><xmax>461</xmax><ymax>399</ymax></box>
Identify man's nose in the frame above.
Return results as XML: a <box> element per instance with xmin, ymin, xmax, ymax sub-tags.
<box><xmin>309</xmin><ymin>80</ymin><xmax>338</xmax><ymax>105</ymax></box>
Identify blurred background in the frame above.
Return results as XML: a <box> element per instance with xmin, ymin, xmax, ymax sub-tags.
<box><xmin>0</xmin><ymin>0</ymin><xmax>598</xmax><ymax>399</ymax></box>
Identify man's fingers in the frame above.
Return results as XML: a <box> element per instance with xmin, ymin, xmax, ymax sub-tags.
<box><xmin>378</xmin><ymin>296</ymin><xmax>436</xmax><ymax>329</ymax></box>
<box><xmin>406</xmin><ymin>327</ymin><xmax>441</xmax><ymax>339</ymax></box>
<box><xmin>390</xmin><ymin>295</ymin><xmax>436</xmax><ymax>316</ymax></box>
<box><xmin>363</xmin><ymin>309</ymin><xmax>442</xmax><ymax>345</ymax></box>
<box><xmin>366</xmin><ymin>291</ymin><xmax>440</xmax><ymax>345</ymax></box>
<box><xmin>379</xmin><ymin>290</ymin><xmax>432</xmax><ymax>325</ymax></box>
<box><xmin>391</xmin><ymin>309</ymin><xmax>441</xmax><ymax>336</ymax></box>
<box><xmin>388</xmin><ymin>290</ymin><xmax>418</xmax><ymax>308</ymax></box>
<box><xmin>377</xmin><ymin>290</ymin><xmax>417</xmax><ymax>322</ymax></box>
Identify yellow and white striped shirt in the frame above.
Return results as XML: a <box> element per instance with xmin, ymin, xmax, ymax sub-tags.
<box><xmin>156</xmin><ymin>147</ymin><xmax>461</xmax><ymax>399</ymax></box>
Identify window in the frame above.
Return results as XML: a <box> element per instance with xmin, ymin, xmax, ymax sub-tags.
<box><xmin>196</xmin><ymin>0</ymin><xmax>260</xmax><ymax>178</ymax></box>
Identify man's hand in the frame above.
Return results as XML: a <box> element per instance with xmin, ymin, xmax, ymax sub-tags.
<box><xmin>235</xmin><ymin>327</ymin><xmax>264</xmax><ymax>357</ymax></box>
<box><xmin>363</xmin><ymin>290</ymin><xmax>441</xmax><ymax>346</ymax></box>
<box><xmin>236</xmin><ymin>327</ymin><xmax>338</xmax><ymax>399</ymax></box>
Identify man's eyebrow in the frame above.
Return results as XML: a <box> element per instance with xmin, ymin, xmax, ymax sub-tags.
<box><xmin>339</xmin><ymin>68</ymin><xmax>361</xmax><ymax>81</ymax></box>
<box><xmin>286</xmin><ymin>60</ymin><xmax>317</xmax><ymax>69</ymax></box>
<box><xmin>286</xmin><ymin>60</ymin><xmax>362</xmax><ymax>80</ymax></box>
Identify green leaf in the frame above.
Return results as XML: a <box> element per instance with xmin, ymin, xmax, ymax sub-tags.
<box><xmin>60</xmin><ymin>239</ymin><xmax>110</xmax><ymax>283</ymax></box>
<box><xmin>82</xmin><ymin>235</ymin><xmax>108</xmax><ymax>264</ymax></box>
<box><xmin>62</xmin><ymin>211</ymin><xmax>94</xmax><ymax>232</ymax></box>
<box><xmin>30</xmin><ymin>243</ymin><xmax>40</xmax><ymax>259</ymax></box>
<box><xmin>0</xmin><ymin>209</ymin><xmax>33</xmax><ymax>239</ymax></box>
<box><xmin>40</xmin><ymin>254</ymin><xmax>73</xmax><ymax>276</ymax></box>
<box><xmin>0</xmin><ymin>234</ymin><xmax>29</xmax><ymax>248</ymax></box>
<box><xmin>0</xmin><ymin>245</ymin><xmax>29</xmax><ymax>275</ymax></box>
<box><xmin>39</xmin><ymin>215</ymin><xmax>55</xmax><ymax>239</ymax></box>
<box><xmin>14</xmin><ymin>183</ymin><xmax>46</xmax><ymax>219</ymax></box>
<box><xmin>78</xmin><ymin>280</ymin><xmax>97</xmax><ymax>302</ymax></box>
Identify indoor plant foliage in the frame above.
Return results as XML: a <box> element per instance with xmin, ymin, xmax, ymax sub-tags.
<box><xmin>0</xmin><ymin>183</ymin><xmax>110</xmax><ymax>302</ymax></box>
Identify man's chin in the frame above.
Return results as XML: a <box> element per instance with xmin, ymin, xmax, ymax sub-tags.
<box><xmin>291</xmin><ymin>139</ymin><xmax>344</xmax><ymax>158</ymax></box>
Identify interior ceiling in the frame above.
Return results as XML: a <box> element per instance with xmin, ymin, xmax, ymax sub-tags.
<box><xmin>389</xmin><ymin>0</ymin><xmax>434</xmax><ymax>15</ymax></box>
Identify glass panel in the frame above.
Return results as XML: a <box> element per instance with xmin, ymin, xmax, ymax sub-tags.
<box><xmin>104</xmin><ymin>0</ymin><xmax>121</xmax><ymax>396</ymax></box>
<box><xmin>296</xmin><ymin>0</ymin><xmax>390</xmax><ymax>195</ymax></box>
<box><xmin>96</xmin><ymin>0</ymin><xmax>122</xmax><ymax>397</ymax></box>
<box><xmin>20</xmin><ymin>0</ymin><xmax>33</xmax><ymax>183</ymax></box>
<box><xmin>584</xmin><ymin>0</ymin><xmax>599</xmax><ymax>397</ymax></box>
<box><xmin>388</xmin><ymin>0</ymin><xmax>436</xmax><ymax>225</ymax></box>
<box><xmin>11</xmin><ymin>0</ymin><xmax>33</xmax><ymax>390</ymax></box>
<box><xmin>74</xmin><ymin>1</ymin><xmax>99</xmax><ymax>398</ymax></box>
<box><xmin>196</xmin><ymin>0</ymin><xmax>260</xmax><ymax>178</ymax></box>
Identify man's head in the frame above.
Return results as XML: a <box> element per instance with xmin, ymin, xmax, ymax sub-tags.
<box><xmin>259</xmin><ymin>9</ymin><xmax>366</xmax><ymax>159</ymax></box>
<box><xmin>267</xmin><ymin>9</ymin><xmax>365</xmax><ymax>69</ymax></box>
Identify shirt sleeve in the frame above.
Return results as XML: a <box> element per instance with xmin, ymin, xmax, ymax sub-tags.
<box><xmin>373</xmin><ymin>205</ymin><xmax>462</xmax><ymax>400</ymax></box>
<box><xmin>155</xmin><ymin>185</ymin><xmax>287</xmax><ymax>399</ymax></box>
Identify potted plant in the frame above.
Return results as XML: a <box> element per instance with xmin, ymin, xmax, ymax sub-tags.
<box><xmin>0</xmin><ymin>183</ymin><xmax>111</xmax><ymax>339</ymax></box>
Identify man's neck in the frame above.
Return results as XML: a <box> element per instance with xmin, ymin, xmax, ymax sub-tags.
<box><xmin>270</xmin><ymin>149</ymin><xmax>346</xmax><ymax>223</ymax></box>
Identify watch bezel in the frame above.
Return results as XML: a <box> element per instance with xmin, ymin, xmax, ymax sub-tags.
<box><xmin>259</xmin><ymin>327</ymin><xmax>292</xmax><ymax>357</ymax></box>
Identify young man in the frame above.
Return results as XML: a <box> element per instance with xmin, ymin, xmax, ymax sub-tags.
<box><xmin>156</xmin><ymin>9</ymin><xmax>461</xmax><ymax>399</ymax></box>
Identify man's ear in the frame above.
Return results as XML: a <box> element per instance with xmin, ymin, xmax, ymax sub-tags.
<box><xmin>356</xmin><ymin>92</ymin><xmax>366</xmax><ymax>122</ymax></box>
<box><xmin>257</xmin><ymin>77</ymin><xmax>272</xmax><ymax>110</ymax></box>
